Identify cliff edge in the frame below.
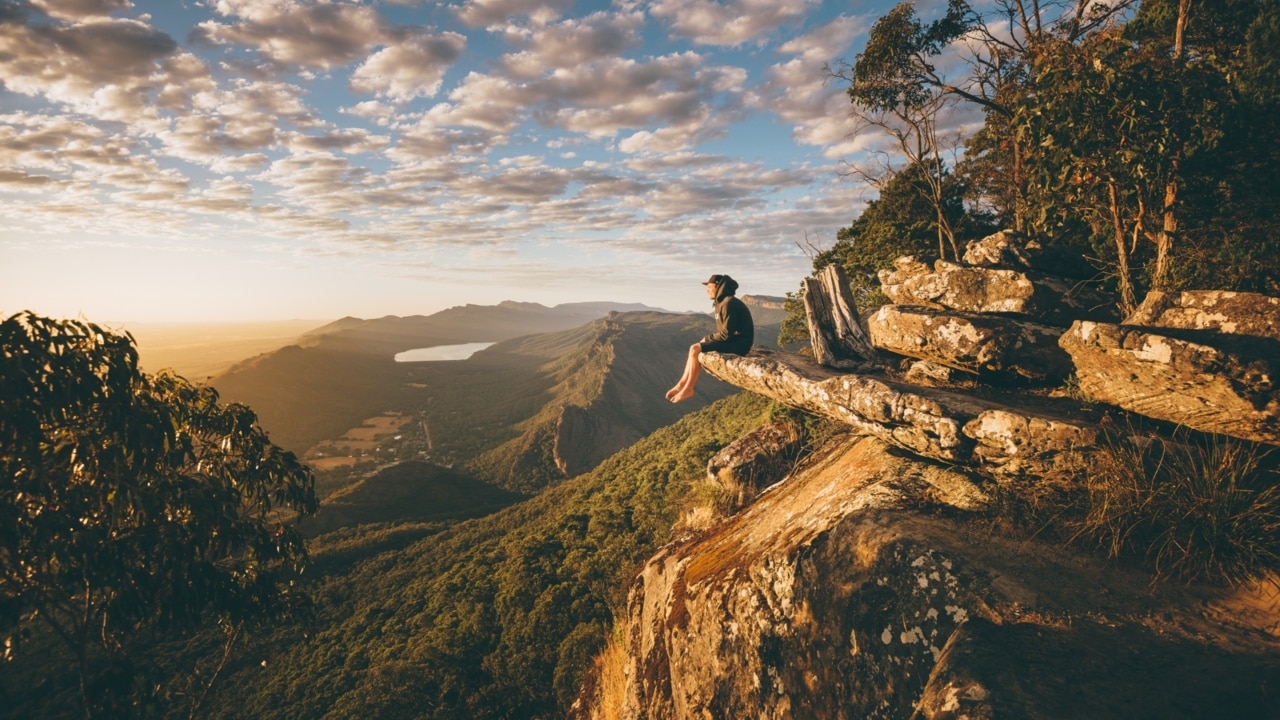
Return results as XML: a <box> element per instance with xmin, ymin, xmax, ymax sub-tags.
<box><xmin>574</xmin><ymin>233</ymin><xmax>1280</xmax><ymax>719</ymax></box>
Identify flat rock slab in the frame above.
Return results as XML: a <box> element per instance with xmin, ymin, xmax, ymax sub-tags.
<box><xmin>701</xmin><ymin>348</ymin><xmax>1101</xmax><ymax>476</ymax></box>
<box><xmin>1127</xmin><ymin>290</ymin><xmax>1280</xmax><ymax>342</ymax></box>
<box><xmin>879</xmin><ymin>256</ymin><xmax>1111</xmax><ymax>325</ymax></box>
<box><xmin>867</xmin><ymin>305</ymin><xmax>1073</xmax><ymax>383</ymax></box>
<box><xmin>1060</xmin><ymin>320</ymin><xmax>1280</xmax><ymax>445</ymax></box>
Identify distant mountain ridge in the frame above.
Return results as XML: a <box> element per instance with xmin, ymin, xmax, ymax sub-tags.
<box><xmin>213</xmin><ymin>301</ymin><xmax>669</xmax><ymax>453</ymax></box>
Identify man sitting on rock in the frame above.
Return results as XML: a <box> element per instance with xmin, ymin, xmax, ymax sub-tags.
<box><xmin>667</xmin><ymin>274</ymin><xmax>754</xmax><ymax>403</ymax></box>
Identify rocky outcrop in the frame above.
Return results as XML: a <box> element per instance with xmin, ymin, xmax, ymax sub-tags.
<box><xmin>866</xmin><ymin>305</ymin><xmax>1072</xmax><ymax>382</ymax></box>
<box><xmin>1125</xmin><ymin>290</ymin><xmax>1280</xmax><ymax>340</ymax></box>
<box><xmin>1060</xmin><ymin>319</ymin><xmax>1280</xmax><ymax>445</ymax></box>
<box><xmin>606</xmin><ymin>436</ymin><xmax>1280</xmax><ymax>720</ymax></box>
<box><xmin>579</xmin><ymin>238</ymin><xmax>1280</xmax><ymax>720</ymax></box>
<box><xmin>962</xmin><ymin>229</ymin><xmax>1096</xmax><ymax>279</ymax></box>
<box><xmin>699</xmin><ymin>348</ymin><xmax>1102</xmax><ymax>481</ymax></box>
<box><xmin>705</xmin><ymin>420</ymin><xmax>804</xmax><ymax>505</ymax></box>
<box><xmin>878</xmin><ymin>257</ymin><xmax>1102</xmax><ymax>326</ymax></box>
<box><xmin>1055</xmin><ymin>289</ymin><xmax>1280</xmax><ymax>446</ymax></box>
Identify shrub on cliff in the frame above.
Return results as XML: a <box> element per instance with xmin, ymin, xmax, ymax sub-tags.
<box><xmin>1073</xmin><ymin>429</ymin><xmax>1280</xmax><ymax>587</ymax></box>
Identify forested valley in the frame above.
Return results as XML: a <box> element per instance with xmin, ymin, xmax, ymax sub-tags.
<box><xmin>4</xmin><ymin>0</ymin><xmax>1279</xmax><ymax>717</ymax></box>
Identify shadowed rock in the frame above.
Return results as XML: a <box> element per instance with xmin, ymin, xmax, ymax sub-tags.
<box><xmin>609</xmin><ymin>436</ymin><xmax>1279</xmax><ymax>720</ymax></box>
<box><xmin>879</xmin><ymin>256</ymin><xmax>1111</xmax><ymax>326</ymax></box>
<box><xmin>706</xmin><ymin>420</ymin><xmax>804</xmax><ymax>506</ymax></box>
<box><xmin>1126</xmin><ymin>290</ymin><xmax>1280</xmax><ymax>342</ymax></box>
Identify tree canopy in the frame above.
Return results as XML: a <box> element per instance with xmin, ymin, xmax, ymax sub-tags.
<box><xmin>1</xmin><ymin>312</ymin><xmax>317</xmax><ymax>718</ymax></box>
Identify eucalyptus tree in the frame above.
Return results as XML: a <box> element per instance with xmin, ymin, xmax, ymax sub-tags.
<box><xmin>0</xmin><ymin>312</ymin><xmax>317</xmax><ymax>718</ymax></box>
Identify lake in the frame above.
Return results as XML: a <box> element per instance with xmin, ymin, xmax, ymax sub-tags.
<box><xmin>394</xmin><ymin>342</ymin><xmax>495</xmax><ymax>362</ymax></box>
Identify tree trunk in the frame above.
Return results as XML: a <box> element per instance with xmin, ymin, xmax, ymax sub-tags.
<box><xmin>1107</xmin><ymin>180</ymin><xmax>1138</xmax><ymax>314</ymax></box>
<box><xmin>1154</xmin><ymin>176</ymin><xmax>1178</xmax><ymax>290</ymax></box>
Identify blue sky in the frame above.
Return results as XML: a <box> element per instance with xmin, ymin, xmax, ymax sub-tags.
<box><xmin>0</xmin><ymin>0</ymin><xmax>933</xmax><ymax>322</ymax></box>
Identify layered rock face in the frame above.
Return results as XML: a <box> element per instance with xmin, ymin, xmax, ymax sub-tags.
<box><xmin>1060</xmin><ymin>291</ymin><xmax>1280</xmax><ymax>445</ymax></box>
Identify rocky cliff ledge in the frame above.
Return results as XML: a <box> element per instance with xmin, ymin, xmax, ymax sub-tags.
<box><xmin>598</xmin><ymin>435</ymin><xmax>1280</xmax><ymax>719</ymax></box>
<box><xmin>573</xmin><ymin>233</ymin><xmax>1280</xmax><ymax>719</ymax></box>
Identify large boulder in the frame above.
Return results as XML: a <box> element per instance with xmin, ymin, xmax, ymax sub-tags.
<box><xmin>962</xmin><ymin>229</ymin><xmax>1096</xmax><ymax>279</ymax></box>
<box><xmin>1059</xmin><ymin>320</ymin><xmax>1280</xmax><ymax>445</ymax></box>
<box><xmin>879</xmin><ymin>257</ymin><xmax>1110</xmax><ymax>326</ymax></box>
<box><xmin>598</xmin><ymin>435</ymin><xmax>1280</xmax><ymax>720</ymax></box>
<box><xmin>706</xmin><ymin>420</ymin><xmax>804</xmax><ymax>505</ymax></box>
<box><xmin>866</xmin><ymin>305</ymin><xmax>1073</xmax><ymax>384</ymax></box>
<box><xmin>1126</xmin><ymin>290</ymin><xmax>1280</xmax><ymax>342</ymax></box>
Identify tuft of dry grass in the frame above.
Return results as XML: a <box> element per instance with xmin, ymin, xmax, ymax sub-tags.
<box><xmin>1073</xmin><ymin>428</ymin><xmax>1280</xmax><ymax>587</ymax></box>
<box><xmin>595</xmin><ymin>624</ymin><xmax>628</xmax><ymax>720</ymax></box>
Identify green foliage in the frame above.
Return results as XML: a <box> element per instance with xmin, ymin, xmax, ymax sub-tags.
<box><xmin>300</xmin><ymin>461</ymin><xmax>523</xmax><ymax>536</ymax></box>
<box><xmin>816</xmin><ymin>161</ymin><xmax>995</xmax><ymax>304</ymax></box>
<box><xmin>1073</xmin><ymin>430</ymin><xmax>1280</xmax><ymax>587</ymax></box>
<box><xmin>849</xmin><ymin>0</ymin><xmax>976</xmax><ymax>112</ymax></box>
<box><xmin>0</xmin><ymin>312</ymin><xmax>317</xmax><ymax>718</ymax></box>
<box><xmin>191</xmin><ymin>391</ymin><xmax>774</xmax><ymax>720</ymax></box>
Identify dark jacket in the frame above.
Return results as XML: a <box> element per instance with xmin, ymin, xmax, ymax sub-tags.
<box><xmin>700</xmin><ymin>287</ymin><xmax>753</xmax><ymax>356</ymax></box>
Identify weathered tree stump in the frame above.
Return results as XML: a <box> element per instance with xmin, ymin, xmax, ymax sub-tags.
<box><xmin>802</xmin><ymin>263</ymin><xmax>879</xmax><ymax>368</ymax></box>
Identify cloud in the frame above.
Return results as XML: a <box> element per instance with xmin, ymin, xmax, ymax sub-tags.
<box><xmin>454</xmin><ymin>0</ymin><xmax>577</xmax><ymax>29</ymax></box>
<box><xmin>281</xmin><ymin>128</ymin><xmax>390</xmax><ymax>154</ymax></box>
<box><xmin>152</xmin><ymin>79</ymin><xmax>315</xmax><ymax>161</ymax></box>
<box><xmin>498</xmin><ymin>11</ymin><xmax>644</xmax><ymax>78</ymax></box>
<box><xmin>0</xmin><ymin>16</ymin><xmax>182</xmax><ymax>120</ymax></box>
<box><xmin>649</xmin><ymin>0</ymin><xmax>813</xmax><ymax>46</ymax></box>
<box><xmin>30</xmin><ymin>0</ymin><xmax>132</xmax><ymax>21</ymax></box>
<box><xmin>750</xmin><ymin>16</ymin><xmax>867</xmax><ymax>158</ymax></box>
<box><xmin>195</xmin><ymin>0</ymin><xmax>389</xmax><ymax>69</ymax></box>
<box><xmin>350</xmin><ymin>29</ymin><xmax>467</xmax><ymax>101</ymax></box>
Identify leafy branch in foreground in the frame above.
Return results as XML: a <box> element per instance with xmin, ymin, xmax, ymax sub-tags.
<box><xmin>1</xmin><ymin>312</ymin><xmax>317</xmax><ymax>719</ymax></box>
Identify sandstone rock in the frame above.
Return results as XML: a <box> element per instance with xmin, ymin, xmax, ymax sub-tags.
<box><xmin>879</xmin><ymin>256</ymin><xmax>1112</xmax><ymax>325</ymax></box>
<box><xmin>1126</xmin><ymin>290</ymin><xmax>1280</xmax><ymax>342</ymax></box>
<box><xmin>706</xmin><ymin>420</ymin><xmax>804</xmax><ymax>504</ymax></box>
<box><xmin>903</xmin><ymin>359</ymin><xmax>966</xmax><ymax>386</ymax></box>
<box><xmin>866</xmin><ymin>305</ymin><xmax>1073</xmax><ymax>383</ymax></box>
<box><xmin>605</xmin><ymin>435</ymin><xmax>1280</xmax><ymax>720</ymax></box>
<box><xmin>962</xmin><ymin>229</ymin><xmax>1095</xmax><ymax>279</ymax></box>
<box><xmin>963</xmin><ymin>408</ymin><xmax>1101</xmax><ymax>481</ymax></box>
<box><xmin>1059</xmin><ymin>321</ymin><xmax>1280</xmax><ymax>445</ymax></box>
<box><xmin>701</xmin><ymin>348</ymin><xmax>1103</xmax><ymax>480</ymax></box>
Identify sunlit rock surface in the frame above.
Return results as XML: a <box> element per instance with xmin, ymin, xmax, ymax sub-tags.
<box><xmin>1060</xmin><ymin>320</ymin><xmax>1279</xmax><ymax>445</ymax></box>
<box><xmin>607</xmin><ymin>436</ymin><xmax>1280</xmax><ymax>719</ymax></box>
<box><xmin>699</xmin><ymin>348</ymin><xmax>1101</xmax><ymax>481</ymax></box>
<box><xmin>866</xmin><ymin>305</ymin><xmax>1072</xmax><ymax>383</ymax></box>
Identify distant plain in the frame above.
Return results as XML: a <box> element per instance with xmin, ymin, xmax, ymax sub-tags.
<box><xmin>124</xmin><ymin>319</ymin><xmax>330</xmax><ymax>379</ymax></box>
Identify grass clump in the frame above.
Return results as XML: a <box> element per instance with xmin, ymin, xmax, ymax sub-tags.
<box><xmin>1073</xmin><ymin>428</ymin><xmax>1280</xmax><ymax>587</ymax></box>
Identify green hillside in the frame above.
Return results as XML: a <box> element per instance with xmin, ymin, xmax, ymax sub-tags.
<box><xmin>299</xmin><ymin>461</ymin><xmax>524</xmax><ymax>536</ymax></box>
<box><xmin>454</xmin><ymin>312</ymin><xmax>738</xmax><ymax>491</ymax></box>
<box><xmin>199</xmin><ymin>391</ymin><xmax>775</xmax><ymax>720</ymax></box>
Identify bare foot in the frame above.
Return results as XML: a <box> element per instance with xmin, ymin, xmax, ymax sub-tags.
<box><xmin>670</xmin><ymin>386</ymin><xmax>695</xmax><ymax>403</ymax></box>
<box><xmin>665</xmin><ymin>384</ymin><xmax>683</xmax><ymax>400</ymax></box>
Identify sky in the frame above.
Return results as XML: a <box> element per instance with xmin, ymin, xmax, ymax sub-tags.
<box><xmin>0</xmin><ymin>0</ymin><xmax>932</xmax><ymax>322</ymax></box>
